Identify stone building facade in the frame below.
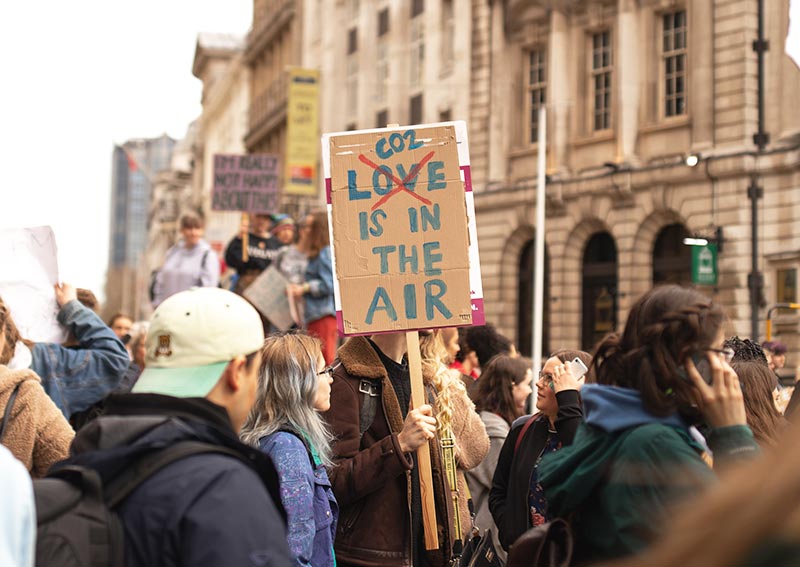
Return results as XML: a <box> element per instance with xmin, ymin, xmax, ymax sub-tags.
<box><xmin>475</xmin><ymin>0</ymin><xmax>800</xmax><ymax>358</ymax></box>
<box><xmin>232</xmin><ymin>0</ymin><xmax>799</xmax><ymax>361</ymax></box>
<box><xmin>191</xmin><ymin>33</ymin><xmax>250</xmax><ymax>253</ymax></box>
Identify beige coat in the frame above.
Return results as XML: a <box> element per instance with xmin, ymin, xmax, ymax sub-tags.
<box><xmin>0</xmin><ymin>365</ymin><xmax>74</xmax><ymax>477</ymax></box>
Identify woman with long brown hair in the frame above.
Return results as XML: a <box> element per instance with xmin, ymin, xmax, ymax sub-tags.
<box><xmin>465</xmin><ymin>354</ymin><xmax>533</xmax><ymax>560</ymax></box>
<box><xmin>733</xmin><ymin>360</ymin><xmax>784</xmax><ymax>446</ymax></box>
<box><xmin>289</xmin><ymin>211</ymin><xmax>337</xmax><ymax>363</ymax></box>
<box><xmin>538</xmin><ymin>285</ymin><xmax>759</xmax><ymax>564</ymax></box>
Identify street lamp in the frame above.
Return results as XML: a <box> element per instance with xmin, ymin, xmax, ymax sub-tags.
<box><xmin>682</xmin><ymin>227</ymin><xmax>723</xmax><ymax>253</ymax></box>
<box><xmin>682</xmin><ymin>236</ymin><xmax>708</xmax><ymax>246</ymax></box>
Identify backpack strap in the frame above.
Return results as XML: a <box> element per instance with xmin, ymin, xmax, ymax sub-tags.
<box><xmin>514</xmin><ymin>413</ymin><xmax>540</xmax><ymax>456</ymax></box>
<box><xmin>0</xmin><ymin>381</ymin><xmax>24</xmax><ymax>443</ymax></box>
<box><xmin>358</xmin><ymin>379</ymin><xmax>380</xmax><ymax>439</ymax></box>
<box><xmin>102</xmin><ymin>441</ymin><xmax>243</xmax><ymax>508</ymax></box>
<box><xmin>195</xmin><ymin>249</ymin><xmax>211</xmax><ymax>286</ymax></box>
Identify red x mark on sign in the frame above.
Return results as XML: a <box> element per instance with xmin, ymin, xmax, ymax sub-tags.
<box><xmin>358</xmin><ymin>151</ymin><xmax>435</xmax><ymax>211</ymax></box>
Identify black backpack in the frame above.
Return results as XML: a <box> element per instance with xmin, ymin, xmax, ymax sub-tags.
<box><xmin>34</xmin><ymin>441</ymin><xmax>242</xmax><ymax>567</ymax></box>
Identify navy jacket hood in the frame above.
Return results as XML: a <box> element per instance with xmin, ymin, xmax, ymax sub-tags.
<box><xmin>581</xmin><ymin>384</ymin><xmax>687</xmax><ymax>433</ymax></box>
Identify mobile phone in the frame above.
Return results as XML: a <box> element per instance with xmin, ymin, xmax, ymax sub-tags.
<box><xmin>679</xmin><ymin>352</ymin><xmax>713</xmax><ymax>385</ymax></box>
<box><xmin>568</xmin><ymin>357</ymin><xmax>589</xmax><ymax>381</ymax></box>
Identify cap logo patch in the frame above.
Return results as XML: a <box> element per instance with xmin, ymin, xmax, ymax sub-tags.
<box><xmin>155</xmin><ymin>335</ymin><xmax>173</xmax><ymax>357</ymax></box>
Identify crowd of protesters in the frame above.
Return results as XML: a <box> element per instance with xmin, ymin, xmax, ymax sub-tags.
<box><xmin>5</xmin><ymin>214</ymin><xmax>800</xmax><ymax>567</ymax></box>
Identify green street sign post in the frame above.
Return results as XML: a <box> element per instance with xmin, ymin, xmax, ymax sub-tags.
<box><xmin>691</xmin><ymin>243</ymin><xmax>718</xmax><ymax>286</ymax></box>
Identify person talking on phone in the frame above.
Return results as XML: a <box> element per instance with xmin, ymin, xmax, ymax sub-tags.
<box><xmin>537</xmin><ymin>285</ymin><xmax>760</xmax><ymax>564</ymax></box>
<box><xmin>488</xmin><ymin>349</ymin><xmax>593</xmax><ymax>551</ymax></box>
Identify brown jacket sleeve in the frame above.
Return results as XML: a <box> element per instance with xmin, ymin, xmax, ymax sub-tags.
<box><xmin>326</xmin><ymin>372</ymin><xmax>413</xmax><ymax>508</ymax></box>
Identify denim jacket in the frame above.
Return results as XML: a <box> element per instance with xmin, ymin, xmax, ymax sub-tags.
<box><xmin>30</xmin><ymin>300</ymin><xmax>129</xmax><ymax>418</ymax></box>
<box><xmin>304</xmin><ymin>246</ymin><xmax>335</xmax><ymax>324</ymax></box>
<box><xmin>259</xmin><ymin>431</ymin><xmax>338</xmax><ymax>567</ymax></box>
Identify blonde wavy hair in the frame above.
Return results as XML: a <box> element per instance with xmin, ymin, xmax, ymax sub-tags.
<box><xmin>419</xmin><ymin>329</ymin><xmax>468</xmax><ymax>441</ymax></box>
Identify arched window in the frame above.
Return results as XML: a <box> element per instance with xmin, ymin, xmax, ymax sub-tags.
<box><xmin>517</xmin><ymin>239</ymin><xmax>550</xmax><ymax>357</ymax></box>
<box><xmin>653</xmin><ymin>223</ymin><xmax>691</xmax><ymax>285</ymax></box>
<box><xmin>582</xmin><ymin>232</ymin><xmax>618</xmax><ymax>351</ymax></box>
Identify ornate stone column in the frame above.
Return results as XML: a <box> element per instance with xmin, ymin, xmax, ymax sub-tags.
<box><xmin>617</xmin><ymin>0</ymin><xmax>640</xmax><ymax>163</ymax></box>
<box><xmin>549</xmin><ymin>7</ymin><xmax>570</xmax><ymax>173</ymax></box>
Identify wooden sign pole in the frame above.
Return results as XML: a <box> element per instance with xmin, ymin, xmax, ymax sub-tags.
<box><xmin>406</xmin><ymin>330</ymin><xmax>440</xmax><ymax>551</ymax></box>
<box><xmin>241</xmin><ymin>212</ymin><xmax>250</xmax><ymax>263</ymax></box>
<box><xmin>383</xmin><ymin>121</ymin><xmax>439</xmax><ymax>551</ymax></box>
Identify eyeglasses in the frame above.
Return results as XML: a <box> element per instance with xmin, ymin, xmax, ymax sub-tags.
<box><xmin>538</xmin><ymin>371</ymin><xmax>554</xmax><ymax>384</ymax></box>
<box><xmin>707</xmin><ymin>347</ymin><xmax>734</xmax><ymax>363</ymax></box>
<box><xmin>318</xmin><ymin>362</ymin><xmax>341</xmax><ymax>377</ymax></box>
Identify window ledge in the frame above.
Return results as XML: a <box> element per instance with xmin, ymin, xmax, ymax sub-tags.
<box><xmin>572</xmin><ymin>130</ymin><xmax>616</xmax><ymax>148</ymax></box>
<box><xmin>639</xmin><ymin>115</ymin><xmax>691</xmax><ymax>134</ymax></box>
<box><xmin>508</xmin><ymin>145</ymin><xmax>538</xmax><ymax>158</ymax></box>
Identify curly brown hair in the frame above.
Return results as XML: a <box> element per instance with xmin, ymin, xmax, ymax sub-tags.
<box><xmin>592</xmin><ymin>285</ymin><xmax>725</xmax><ymax>417</ymax></box>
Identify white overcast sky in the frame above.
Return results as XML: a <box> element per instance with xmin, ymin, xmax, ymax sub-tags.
<box><xmin>0</xmin><ymin>1</ymin><xmax>251</xmax><ymax>302</ymax></box>
<box><xmin>1</xmin><ymin>1</ymin><xmax>799</xmax><ymax>305</ymax></box>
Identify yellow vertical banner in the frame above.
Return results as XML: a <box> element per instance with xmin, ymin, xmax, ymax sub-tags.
<box><xmin>285</xmin><ymin>67</ymin><xmax>320</xmax><ymax>196</ymax></box>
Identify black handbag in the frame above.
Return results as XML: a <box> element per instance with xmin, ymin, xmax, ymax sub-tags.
<box><xmin>459</xmin><ymin>527</ymin><xmax>504</xmax><ymax>567</ymax></box>
<box><xmin>506</xmin><ymin>518</ymin><xmax>573</xmax><ymax>567</ymax></box>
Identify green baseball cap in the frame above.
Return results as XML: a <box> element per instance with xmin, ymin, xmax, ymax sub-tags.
<box><xmin>133</xmin><ymin>287</ymin><xmax>265</xmax><ymax>398</ymax></box>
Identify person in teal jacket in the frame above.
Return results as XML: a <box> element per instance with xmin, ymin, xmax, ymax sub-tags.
<box><xmin>538</xmin><ymin>285</ymin><xmax>759</xmax><ymax>564</ymax></box>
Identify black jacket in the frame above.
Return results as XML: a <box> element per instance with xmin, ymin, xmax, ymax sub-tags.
<box><xmin>488</xmin><ymin>390</ymin><xmax>583</xmax><ymax>550</ymax></box>
<box><xmin>61</xmin><ymin>394</ymin><xmax>292</xmax><ymax>567</ymax></box>
<box><xmin>224</xmin><ymin>234</ymin><xmax>283</xmax><ymax>274</ymax></box>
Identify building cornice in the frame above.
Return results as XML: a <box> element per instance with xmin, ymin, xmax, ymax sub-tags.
<box><xmin>475</xmin><ymin>143</ymin><xmax>800</xmax><ymax>212</ymax></box>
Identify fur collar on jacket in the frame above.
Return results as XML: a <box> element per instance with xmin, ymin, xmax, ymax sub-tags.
<box><xmin>337</xmin><ymin>336</ymin><xmax>391</xmax><ymax>380</ymax></box>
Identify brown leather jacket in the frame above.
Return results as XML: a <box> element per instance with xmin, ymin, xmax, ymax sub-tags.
<box><xmin>324</xmin><ymin>336</ymin><xmax>457</xmax><ymax>567</ymax></box>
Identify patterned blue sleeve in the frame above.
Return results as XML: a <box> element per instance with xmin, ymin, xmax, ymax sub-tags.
<box><xmin>260</xmin><ymin>432</ymin><xmax>315</xmax><ymax>567</ymax></box>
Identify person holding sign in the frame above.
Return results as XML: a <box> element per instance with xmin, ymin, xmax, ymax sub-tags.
<box><xmin>288</xmin><ymin>211</ymin><xmax>336</xmax><ymax>364</ymax></box>
<box><xmin>2</xmin><ymin>284</ymin><xmax>129</xmax><ymax>419</ymax></box>
<box><xmin>224</xmin><ymin>213</ymin><xmax>283</xmax><ymax>294</ymax></box>
<box><xmin>324</xmin><ymin>332</ymin><xmax>458</xmax><ymax>567</ymax></box>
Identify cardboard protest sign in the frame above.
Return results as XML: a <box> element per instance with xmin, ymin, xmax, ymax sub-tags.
<box><xmin>0</xmin><ymin>226</ymin><xmax>66</xmax><ymax>344</ymax></box>
<box><xmin>211</xmin><ymin>154</ymin><xmax>280</xmax><ymax>213</ymax></box>
<box><xmin>242</xmin><ymin>265</ymin><xmax>303</xmax><ymax>331</ymax></box>
<box><xmin>322</xmin><ymin>121</ymin><xmax>484</xmax><ymax>335</ymax></box>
